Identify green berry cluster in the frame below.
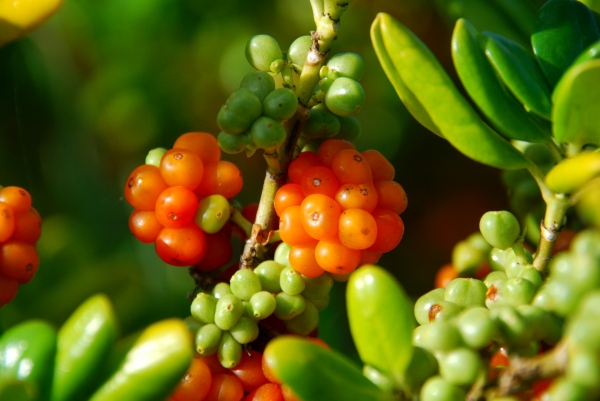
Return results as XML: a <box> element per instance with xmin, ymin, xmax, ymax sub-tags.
<box><xmin>188</xmin><ymin>244</ymin><xmax>334</xmax><ymax>369</ymax></box>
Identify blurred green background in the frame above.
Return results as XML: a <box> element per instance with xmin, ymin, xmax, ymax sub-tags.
<box><xmin>0</xmin><ymin>0</ymin><xmax>548</xmax><ymax>359</ymax></box>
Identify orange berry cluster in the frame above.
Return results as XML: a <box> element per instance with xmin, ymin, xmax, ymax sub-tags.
<box><xmin>124</xmin><ymin>132</ymin><xmax>242</xmax><ymax>267</ymax></box>
<box><xmin>169</xmin><ymin>340</ymin><xmax>328</xmax><ymax>401</ymax></box>
<box><xmin>0</xmin><ymin>186</ymin><xmax>42</xmax><ymax>307</ymax></box>
<box><xmin>275</xmin><ymin>139</ymin><xmax>406</xmax><ymax>278</ymax></box>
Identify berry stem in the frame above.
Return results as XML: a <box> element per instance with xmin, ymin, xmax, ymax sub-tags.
<box><xmin>229</xmin><ymin>207</ymin><xmax>253</xmax><ymax>238</ymax></box>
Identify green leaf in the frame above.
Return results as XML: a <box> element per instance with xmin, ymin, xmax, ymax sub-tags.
<box><xmin>553</xmin><ymin>59</ymin><xmax>600</xmax><ymax>148</ymax></box>
<box><xmin>532</xmin><ymin>0</ymin><xmax>600</xmax><ymax>87</ymax></box>
<box><xmin>371</xmin><ymin>13</ymin><xmax>530</xmax><ymax>170</ymax></box>
<box><xmin>545</xmin><ymin>150</ymin><xmax>600</xmax><ymax>193</ymax></box>
<box><xmin>346</xmin><ymin>265</ymin><xmax>415</xmax><ymax>387</ymax></box>
<box><xmin>574</xmin><ymin>38</ymin><xmax>600</xmax><ymax>65</ymax></box>
<box><xmin>482</xmin><ymin>32</ymin><xmax>553</xmax><ymax>120</ymax></box>
<box><xmin>370</xmin><ymin>15</ymin><xmax>443</xmax><ymax>138</ymax></box>
<box><xmin>451</xmin><ymin>19</ymin><xmax>550</xmax><ymax>143</ymax></box>
<box><xmin>264</xmin><ymin>336</ymin><xmax>395</xmax><ymax>401</ymax></box>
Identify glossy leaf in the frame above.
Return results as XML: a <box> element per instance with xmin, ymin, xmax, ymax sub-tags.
<box><xmin>0</xmin><ymin>0</ymin><xmax>63</xmax><ymax>47</ymax></box>
<box><xmin>372</xmin><ymin>13</ymin><xmax>530</xmax><ymax>170</ymax></box>
<box><xmin>370</xmin><ymin>15</ymin><xmax>443</xmax><ymax>138</ymax></box>
<box><xmin>552</xmin><ymin>59</ymin><xmax>600</xmax><ymax>148</ymax></box>
<box><xmin>545</xmin><ymin>150</ymin><xmax>600</xmax><ymax>193</ymax></box>
<box><xmin>532</xmin><ymin>0</ymin><xmax>600</xmax><ymax>86</ymax></box>
<box><xmin>347</xmin><ymin>265</ymin><xmax>414</xmax><ymax>386</ymax></box>
<box><xmin>482</xmin><ymin>32</ymin><xmax>553</xmax><ymax>120</ymax></box>
<box><xmin>51</xmin><ymin>294</ymin><xmax>119</xmax><ymax>401</ymax></box>
<box><xmin>451</xmin><ymin>19</ymin><xmax>550</xmax><ymax>143</ymax></box>
<box><xmin>89</xmin><ymin>319</ymin><xmax>193</xmax><ymax>401</ymax></box>
<box><xmin>0</xmin><ymin>320</ymin><xmax>57</xmax><ymax>400</ymax></box>
<box><xmin>264</xmin><ymin>336</ymin><xmax>396</xmax><ymax>401</ymax></box>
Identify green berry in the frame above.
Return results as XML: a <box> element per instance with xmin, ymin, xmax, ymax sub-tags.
<box><xmin>420</xmin><ymin>376</ymin><xmax>466</xmax><ymax>401</ymax></box>
<box><xmin>426</xmin><ymin>301</ymin><xmax>462</xmax><ymax>324</ymax></box>
<box><xmin>302</xmin><ymin>104</ymin><xmax>340</xmax><ymax>139</ymax></box>
<box><xmin>490</xmin><ymin>306</ymin><xmax>532</xmax><ymax>346</ymax></box>
<box><xmin>516</xmin><ymin>305</ymin><xmax>562</xmax><ymax>345</ymax></box>
<box><xmin>230</xmin><ymin>316</ymin><xmax>259</xmax><ymax>344</ymax></box>
<box><xmin>240</xmin><ymin>71</ymin><xmax>276</xmax><ymax>101</ymax></box>
<box><xmin>212</xmin><ymin>282</ymin><xmax>233</xmax><ymax>299</ymax></box>
<box><xmin>503</xmin><ymin>248</ymin><xmax>532</xmax><ymax>278</ymax></box>
<box><xmin>262</xmin><ymin>88</ymin><xmax>298</xmax><ymax>121</ymax></box>
<box><xmin>451</xmin><ymin>240</ymin><xmax>487</xmax><ymax>276</ymax></box>
<box><xmin>245</xmin><ymin>34</ymin><xmax>283</xmax><ymax>72</ymax></box>
<box><xmin>439</xmin><ymin>348</ymin><xmax>481</xmax><ymax>386</ymax></box>
<box><xmin>230</xmin><ymin>269</ymin><xmax>262</xmax><ymax>301</ymax></box>
<box><xmin>217</xmin><ymin>88</ymin><xmax>262</xmax><ymax>135</ymax></box>
<box><xmin>484</xmin><ymin>271</ymin><xmax>508</xmax><ymax>288</ymax></box>
<box><xmin>302</xmin><ymin>273</ymin><xmax>333</xmax><ymax>299</ymax></box>
<box><xmin>324</xmin><ymin>77</ymin><xmax>365</xmax><ymax>117</ymax></box>
<box><xmin>145</xmin><ymin>147</ymin><xmax>167</xmax><ymax>167</ymax></box>
<box><xmin>274</xmin><ymin>242</ymin><xmax>292</xmax><ymax>267</ymax></box>
<box><xmin>249</xmin><ymin>291</ymin><xmax>276</xmax><ymax>320</ymax></box>
<box><xmin>194</xmin><ymin>195</ymin><xmax>231</xmax><ymax>234</ymax></box>
<box><xmin>444</xmin><ymin>278</ymin><xmax>487</xmax><ymax>309</ymax></box>
<box><xmin>307</xmin><ymin>295</ymin><xmax>330</xmax><ymax>311</ymax></box>
<box><xmin>517</xmin><ymin>267</ymin><xmax>542</xmax><ymax>289</ymax></box>
<box><xmin>195</xmin><ymin>323</ymin><xmax>222</xmax><ymax>355</ymax></box>
<box><xmin>403</xmin><ymin>347</ymin><xmax>439</xmax><ymax>392</ymax></box>
<box><xmin>280</xmin><ymin>266</ymin><xmax>306</xmax><ymax>295</ymax></box>
<box><xmin>417</xmin><ymin>321</ymin><xmax>463</xmax><ymax>352</ymax></box>
<box><xmin>218</xmin><ymin>131</ymin><xmax>247</xmax><ymax>154</ymax></box>
<box><xmin>184</xmin><ymin>315</ymin><xmax>203</xmax><ymax>336</ymax></box>
<box><xmin>414</xmin><ymin>288</ymin><xmax>445</xmax><ymax>326</ymax></box>
<box><xmin>283</xmin><ymin>300</ymin><xmax>319</xmax><ymax>335</ymax></box>
<box><xmin>190</xmin><ymin>293</ymin><xmax>217</xmax><ymax>325</ymax></box>
<box><xmin>287</xmin><ymin>35</ymin><xmax>312</xmax><ymax>73</ymax></box>
<box><xmin>486</xmin><ymin>277</ymin><xmax>536</xmax><ymax>309</ymax></box>
<box><xmin>326</xmin><ymin>52</ymin><xmax>365</xmax><ymax>81</ymax></box>
<box><xmin>456</xmin><ymin>307</ymin><xmax>497</xmax><ymax>349</ymax></box>
<box><xmin>479</xmin><ymin>211</ymin><xmax>521</xmax><ymax>250</ymax></box>
<box><xmin>255</xmin><ymin>260</ymin><xmax>285</xmax><ymax>293</ymax></box>
<box><xmin>214</xmin><ymin>294</ymin><xmax>243</xmax><ymax>330</ymax></box>
<box><xmin>333</xmin><ymin>116</ymin><xmax>361</xmax><ymax>142</ymax></box>
<box><xmin>274</xmin><ymin>293</ymin><xmax>306</xmax><ymax>320</ymax></box>
<box><xmin>217</xmin><ymin>331</ymin><xmax>242</xmax><ymax>369</ymax></box>
<box><xmin>489</xmin><ymin>248</ymin><xmax>510</xmax><ymax>272</ymax></box>
<box><xmin>250</xmin><ymin>116</ymin><xmax>286</xmax><ymax>151</ymax></box>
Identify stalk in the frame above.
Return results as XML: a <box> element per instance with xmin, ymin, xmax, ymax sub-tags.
<box><xmin>239</xmin><ymin>0</ymin><xmax>349</xmax><ymax>268</ymax></box>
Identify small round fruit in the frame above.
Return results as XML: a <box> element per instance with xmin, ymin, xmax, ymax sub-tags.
<box><xmin>250</xmin><ymin>117</ymin><xmax>286</xmax><ymax>151</ymax></box>
<box><xmin>194</xmin><ymin>195</ymin><xmax>231</xmax><ymax>234</ymax></box>
<box><xmin>214</xmin><ymin>294</ymin><xmax>244</xmax><ymax>330</ymax></box>
<box><xmin>326</xmin><ymin>52</ymin><xmax>364</xmax><ymax>81</ymax></box>
<box><xmin>439</xmin><ymin>348</ymin><xmax>482</xmax><ymax>386</ymax></box>
<box><xmin>325</xmin><ymin>77</ymin><xmax>365</xmax><ymax>117</ymax></box>
<box><xmin>420</xmin><ymin>376</ymin><xmax>466</xmax><ymax>401</ymax></box>
<box><xmin>230</xmin><ymin>269</ymin><xmax>262</xmax><ymax>301</ymax></box>
<box><xmin>262</xmin><ymin>88</ymin><xmax>298</xmax><ymax>121</ymax></box>
<box><xmin>302</xmin><ymin>104</ymin><xmax>340</xmax><ymax>139</ymax></box>
<box><xmin>479</xmin><ymin>211</ymin><xmax>521</xmax><ymax>250</ymax></box>
<box><xmin>246</xmin><ymin>35</ymin><xmax>284</xmax><ymax>72</ymax></box>
<box><xmin>145</xmin><ymin>147</ymin><xmax>167</xmax><ymax>167</ymax></box>
<box><xmin>217</xmin><ymin>88</ymin><xmax>263</xmax><ymax>135</ymax></box>
<box><xmin>288</xmin><ymin>35</ymin><xmax>312</xmax><ymax>73</ymax></box>
<box><xmin>240</xmin><ymin>71</ymin><xmax>276</xmax><ymax>101</ymax></box>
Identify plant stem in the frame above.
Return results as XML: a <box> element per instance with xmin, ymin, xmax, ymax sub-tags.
<box><xmin>239</xmin><ymin>0</ymin><xmax>348</xmax><ymax>268</ymax></box>
<box><xmin>229</xmin><ymin>207</ymin><xmax>253</xmax><ymax>238</ymax></box>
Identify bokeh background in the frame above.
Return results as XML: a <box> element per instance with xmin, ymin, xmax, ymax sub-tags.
<box><xmin>0</xmin><ymin>0</ymin><xmax>551</xmax><ymax>360</ymax></box>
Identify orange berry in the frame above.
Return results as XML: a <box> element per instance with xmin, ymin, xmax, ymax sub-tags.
<box><xmin>334</xmin><ymin>183</ymin><xmax>378</xmax><ymax>212</ymax></box>
<box><xmin>331</xmin><ymin>149</ymin><xmax>372</xmax><ymax>184</ymax></box>
<box><xmin>242</xmin><ymin>203</ymin><xmax>259</xmax><ymax>222</ymax></box>
<box><xmin>124</xmin><ymin>165</ymin><xmax>169</xmax><ymax>211</ymax></box>
<box><xmin>174</xmin><ymin>132</ymin><xmax>221</xmax><ymax>164</ymax></box>
<box><xmin>338</xmin><ymin>209</ymin><xmax>377</xmax><ymax>250</ymax></box>
<box><xmin>204</xmin><ymin>373</ymin><xmax>244</xmax><ymax>401</ymax></box>
<box><xmin>155</xmin><ymin>224</ymin><xmax>206</xmax><ymax>266</ymax></box>
<box><xmin>317</xmin><ymin>139</ymin><xmax>356</xmax><ymax>168</ymax></box>
<box><xmin>374</xmin><ymin>181</ymin><xmax>407</xmax><ymax>214</ymax></box>
<box><xmin>299</xmin><ymin>166</ymin><xmax>340</xmax><ymax>198</ymax></box>
<box><xmin>196</xmin><ymin>161</ymin><xmax>243</xmax><ymax>199</ymax></box>
<box><xmin>262</xmin><ymin>352</ymin><xmax>280</xmax><ymax>384</ymax></box>
<box><xmin>129</xmin><ymin>210</ymin><xmax>163</xmax><ymax>243</ymax></box>
<box><xmin>0</xmin><ymin>186</ymin><xmax>32</xmax><ymax>214</ymax></box>
<box><xmin>289</xmin><ymin>244</ymin><xmax>325</xmax><ymax>278</ymax></box>
<box><xmin>361</xmin><ymin>150</ymin><xmax>395</xmax><ymax>182</ymax></box>
<box><xmin>11</xmin><ymin>208</ymin><xmax>41</xmax><ymax>244</ymax></box>
<box><xmin>0</xmin><ymin>272</ymin><xmax>18</xmax><ymax>306</ymax></box>
<box><xmin>288</xmin><ymin>151</ymin><xmax>320</xmax><ymax>184</ymax></box>
<box><xmin>315</xmin><ymin>237</ymin><xmax>361</xmax><ymax>274</ymax></box>
<box><xmin>301</xmin><ymin>194</ymin><xmax>341</xmax><ymax>240</ymax></box>
<box><xmin>274</xmin><ymin>184</ymin><xmax>305</xmax><ymax>217</ymax></box>
<box><xmin>435</xmin><ymin>263</ymin><xmax>458</xmax><ymax>288</ymax></box>
<box><xmin>279</xmin><ymin>206</ymin><xmax>317</xmax><ymax>246</ymax></box>
<box><xmin>231</xmin><ymin>350</ymin><xmax>268</xmax><ymax>393</ymax></box>
<box><xmin>244</xmin><ymin>383</ymin><xmax>284</xmax><ymax>401</ymax></box>
<box><xmin>367</xmin><ymin>209</ymin><xmax>404</xmax><ymax>253</ymax></box>
<box><xmin>155</xmin><ymin>186</ymin><xmax>199</xmax><ymax>229</ymax></box>
<box><xmin>0</xmin><ymin>240</ymin><xmax>39</xmax><ymax>284</ymax></box>
<box><xmin>360</xmin><ymin>249</ymin><xmax>382</xmax><ymax>265</ymax></box>
<box><xmin>0</xmin><ymin>202</ymin><xmax>15</xmax><ymax>242</ymax></box>
<box><xmin>160</xmin><ymin>148</ymin><xmax>204</xmax><ymax>190</ymax></box>
<box><xmin>170</xmin><ymin>357</ymin><xmax>212</xmax><ymax>401</ymax></box>
<box><xmin>193</xmin><ymin>232</ymin><xmax>233</xmax><ymax>272</ymax></box>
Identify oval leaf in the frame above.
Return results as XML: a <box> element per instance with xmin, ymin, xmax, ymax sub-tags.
<box><xmin>347</xmin><ymin>265</ymin><xmax>414</xmax><ymax>387</ymax></box>
<box><xmin>552</xmin><ymin>59</ymin><xmax>600</xmax><ymax>148</ymax></box>
<box><xmin>452</xmin><ymin>19</ymin><xmax>551</xmax><ymax>143</ymax></box>
<box><xmin>373</xmin><ymin>13</ymin><xmax>530</xmax><ymax>169</ymax></box>
<box><xmin>264</xmin><ymin>336</ymin><xmax>395</xmax><ymax>401</ymax></box>
<box><xmin>546</xmin><ymin>151</ymin><xmax>600</xmax><ymax>194</ymax></box>
<box><xmin>482</xmin><ymin>31</ymin><xmax>553</xmax><ymax>120</ymax></box>
<box><xmin>532</xmin><ymin>0</ymin><xmax>600</xmax><ymax>86</ymax></box>
<box><xmin>370</xmin><ymin>16</ymin><xmax>443</xmax><ymax>138</ymax></box>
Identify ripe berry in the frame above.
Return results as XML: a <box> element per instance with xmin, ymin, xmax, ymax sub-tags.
<box><xmin>159</xmin><ymin>148</ymin><xmax>204</xmax><ymax>190</ymax></box>
<box><xmin>128</xmin><ymin>210</ymin><xmax>163</xmax><ymax>243</ymax></box>
<box><xmin>0</xmin><ymin>202</ymin><xmax>15</xmax><ymax>242</ymax></box>
<box><xmin>288</xmin><ymin>244</ymin><xmax>325</xmax><ymax>278</ymax></box>
<box><xmin>173</xmin><ymin>132</ymin><xmax>221</xmax><ymax>164</ymax></box>
<box><xmin>299</xmin><ymin>166</ymin><xmax>340</xmax><ymax>198</ymax></box>
<box><xmin>338</xmin><ymin>208</ymin><xmax>377</xmax><ymax>250</ymax></box>
<box><xmin>300</xmin><ymin>194</ymin><xmax>341</xmax><ymax>240</ymax></box>
<box><xmin>196</xmin><ymin>161</ymin><xmax>243</xmax><ymax>200</ymax></box>
<box><xmin>315</xmin><ymin>237</ymin><xmax>360</xmax><ymax>274</ymax></box>
<box><xmin>374</xmin><ymin>181</ymin><xmax>407</xmax><ymax>214</ymax></box>
<box><xmin>155</xmin><ymin>186</ymin><xmax>199</xmax><ymax>229</ymax></box>
<box><xmin>317</xmin><ymin>139</ymin><xmax>356</xmax><ymax>168</ymax></box>
<box><xmin>361</xmin><ymin>150</ymin><xmax>395</xmax><ymax>182</ymax></box>
<box><xmin>155</xmin><ymin>224</ymin><xmax>206</xmax><ymax>266</ymax></box>
<box><xmin>331</xmin><ymin>149</ymin><xmax>373</xmax><ymax>185</ymax></box>
<box><xmin>287</xmin><ymin>151</ymin><xmax>320</xmax><ymax>184</ymax></box>
<box><xmin>0</xmin><ymin>186</ymin><xmax>32</xmax><ymax>214</ymax></box>
<box><xmin>124</xmin><ymin>165</ymin><xmax>169</xmax><ymax>211</ymax></box>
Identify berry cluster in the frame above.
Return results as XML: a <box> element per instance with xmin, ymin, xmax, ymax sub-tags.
<box><xmin>169</xmin><ymin>341</ymin><xmax>329</xmax><ymax>401</ymax></box>
<box><xmin>275</xmin><ymin>139</ymin><xmax>406</xmax><ymax>278</ymax></box>
<box><xmin>0</xmin><ymin>186</ymin><xmax>42</xmax><ymax>307</ymax></box>
<box><xmin>124</xmin><ymin>132</ymin><xmax>242</xmax><ymax>267</ymax></box>
<box><xmin>188</xmin><ymin>260</ymin><xmax>333</xmax><ymax>369</ymax></box>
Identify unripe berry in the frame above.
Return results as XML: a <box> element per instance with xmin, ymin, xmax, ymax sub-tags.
<box><xmin>218</xmin><ymin>331</ymin><xmax>242</xmax><ymax>369</ymax></box>
<box><xmin>194</xmin><ymin>195</ymin><xmax>231</xmax><ymax>234</ymax></box>
<box><xmin>191</xmin><ymin>293</ymin><xmax>218</xmax><ymax>324</ymax></box>
<box><xmin>240</xmin><ymin>71</ymin><xmax>276</xmax><ymax>101</ymax></box>
<box><xmin>456</xmin><ymin>307</ymin><xmax>497</xmax><ymax>349</ymax></box>
<box><xmin>245</xmin><ymin>35</ymin><xmax>283</xmax><ymax>72</ymax></box>
<box><xmin>439</xmin><ymin>348</ymin><xmax>482</xmax><ymax>386</ymax></box>
<box><xmin>250</xmin><ymin>116</ymin><xmax>286</xmax><ymax>151</ymax></box>
<box><xmin>479</xmin><ymin>211</ymin><xmax>521</xmax><ymax>250</ymax></box>
<box><xmin>145</xmin><ymin>147</ymin><xmax>167</xmax><ymax>167</ymax></box>
<box><xmin>196</xmin><ymin>323</ymin><xmax>222</xmax><ymax>355</ymax></box>
<box><xmin>230</xmin><ymin>316</ymin><xmax>259</xmax><ymax>345</ymax></box>
<box><xmin>230</xmin><ymin>269</ymin><xmax>262</xmax><ymax>301</ymax></box>
<box><xmin>325</xmin><ymin>77</ymin><xmax>365</xmax><ymax>117</ymax></box>
<box><xmin>249</xmin><ymin>291</ymin><xmax>276</xmax><ymax>320</ymax></box>
<box><xmin>326</xmin><ymin>52</ymin><xmax>365</xmax><ymax>81</ymax></box>
<box><xmin>262</xmin><ymin>88</ymin><xmax>298</xmax><ymax>121</ymax></box>
<box><xmin>255</xmin><ymin>260</ymin><xmax>285</xmax><ymax>293</ymax></box>
<box><xmin>280</xmin><ymin>266</ymin><xmax>306</xmax><ymax>295</ymax></box>
<box><xmin>420</xmin><ymin>376</ymin><xmax>466</xmax><ymax>401</ymax></box>
<box><xmin>274</xmin><ymin>293</ymin><xmax>306</xmax><ymax>320</ymax></box>
<box><xmin>303</xmin><ymin>104</ymin><xmax>340</xmax><ymax>139</ymax></box>
<box><xmin>284</xmin><ymin>300</ymin><xmax>319</xmax><ymax>335</ymax></box>
<box><xmin>288</xmin><ymin>35</ymin><xmax>313</xmax><ymax>73</ymax></box>
<box><xmin>444</xmin><ymin>278</ymin><xmax>487</xmax><ymax>309</ymax></box>
<box><xmin>214</xmin><ymin>294</ymin><xmax>244</xmax><ymax>330</ymax></box>
<box><xmin>217</xmin><ymin>88</ymin><xmax>262</xmax><ymax>135</ymax></box>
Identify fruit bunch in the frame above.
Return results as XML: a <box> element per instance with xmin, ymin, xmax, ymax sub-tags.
<box><xmin>0</xmin><ymin>185</ymin><xmax>42</xmax><ymax>307</ymax></box>
<box><xmin>275</xmin><ymin>139</ymin><xmax>406</xmax><ymax>279</ymax></box>
<box><xmin>169</xmin><ymin>340</ymin><xmax>329</xmax><ymax>401</ymax></box>
<box><xmin>188</xmin><ymin>258</ymin><xmax>334</xmax><ymax>369</ymax></box>
<box><xmin>124</xmin><ymin>132</ymin><xmax>242</xmax><ymax>267</ymax></box>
